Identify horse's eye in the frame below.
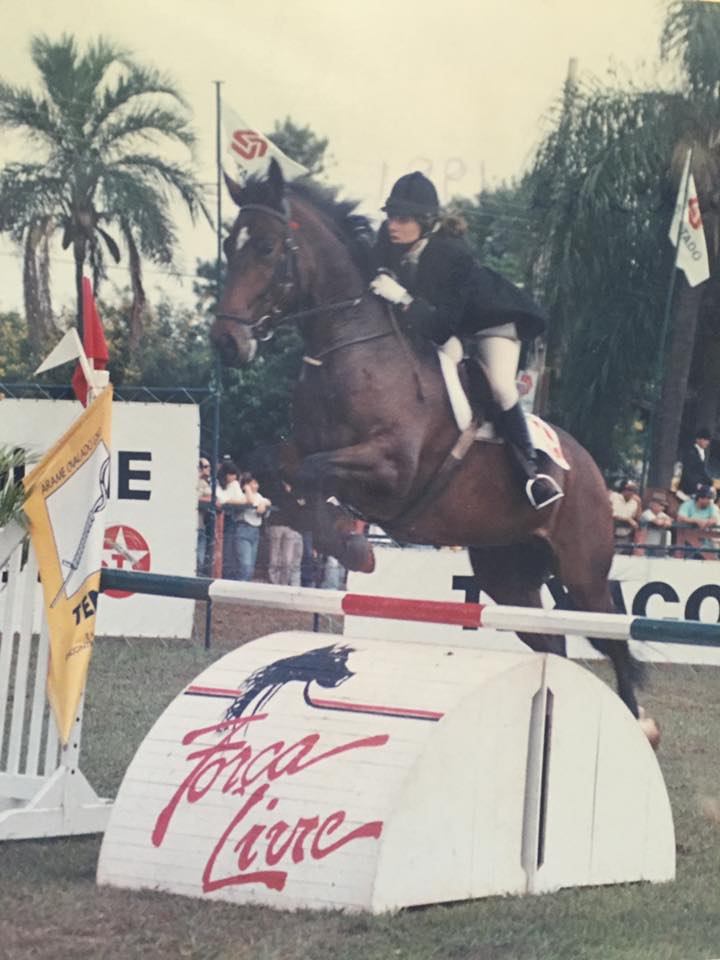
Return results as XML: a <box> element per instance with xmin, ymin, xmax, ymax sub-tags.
<box><xmin>252</xmin><ymin>237</ymin><xmax>276</xmax><ymax>258</ymax></box>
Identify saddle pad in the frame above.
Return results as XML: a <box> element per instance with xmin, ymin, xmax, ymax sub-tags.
<box><xmin>526</xmin><ymin>414</ymin><xmax>571</xmax><ymax>470</ymax></box>
<box><xmin>436</xmin><ymin>340</ymin><xmax>570</xmax><ymax>470</ymax></box>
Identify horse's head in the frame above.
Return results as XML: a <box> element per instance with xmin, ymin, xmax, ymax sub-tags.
<box><xmin>212</xmin><ymin>159</ymin><xmax>303</xmax><ymax>367</ymax></box>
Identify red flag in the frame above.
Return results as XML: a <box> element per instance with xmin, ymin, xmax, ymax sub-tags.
<box><xmin>72</xmin><ymin>278</ymin><xmax>109</xmax><ymax>406</ymax></box>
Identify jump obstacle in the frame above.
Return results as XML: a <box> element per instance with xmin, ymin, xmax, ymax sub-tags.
<box><xmin>4</xmin><ymin>551</ymin><xmax>710</xmax><ymax>908</ymax></box>
<box><xmin>96</xmin><ymin>567</ymin><xmax>689</xmax><ymax>912</ymax></box>
<box><xmin>100</xmin><ymin>567</ymin><xmax>720</xmax><ymax>647</ymax></box>
<box><xmin>97</xmin><ymin>629</ymin><xmax>675</xmax><ymax>911</ymax></box>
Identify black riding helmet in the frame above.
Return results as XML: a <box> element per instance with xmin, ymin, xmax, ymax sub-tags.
<box><xmin>382</xmin><ymin>171</ymin><xmax>440</xmax><ymax>218</ymax></box>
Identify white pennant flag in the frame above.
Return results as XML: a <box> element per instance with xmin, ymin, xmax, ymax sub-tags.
<box><xmin>222</xmin><ymin>102</ymin><xmax>307</xmax><ymax>182</ymax></box>
<box><xmin>35</xmin><ymin>327</ymin><xmax>93</xmax><ymax>385</ymax></box>
<box><xmin>669</xmin><ymin>150</ymin><xmax>710</xmax><ymax>287</ymax></box>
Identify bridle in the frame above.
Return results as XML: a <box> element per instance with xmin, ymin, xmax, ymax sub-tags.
<box><xmin>215</xmin><ymin>202</ymin><xmax>364</xmax><ymax>341</ymax></box>
<box><xmin>215</xmin><ymin>197</ymin><xmax>425</xmax><ymax>395</ymax></box>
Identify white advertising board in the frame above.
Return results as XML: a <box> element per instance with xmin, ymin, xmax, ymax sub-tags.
<box><xmin>1</xmin><ymin>398</ymin><xmax>198</xmax><ymax>638</ymax></box>
<box><xmin>346</xmin><ymin>545</ymin><xmax>720</xmax><ymax>665</ymax></box>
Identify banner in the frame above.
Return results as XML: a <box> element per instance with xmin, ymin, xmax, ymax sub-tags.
<box><xmin>4</xmin><ymin>397</ymin><xmax>197</xmax><ymax>640</ymax></box>
<box><xmin>669</xmin><ymin>149</ymin><xmax>710</xmax><ymax>287</ymax></box>
<box><xmin>222</xmin><ymin>101</ymin><xmax>307</xmax><ymax>182</ymax></box>
<box><xmin>22</xmin><ymin>387</ymin><xmax>113</xmax><ymax>743</ymax></box>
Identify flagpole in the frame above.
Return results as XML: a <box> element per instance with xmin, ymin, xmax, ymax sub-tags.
<box><xmin>642</xmin><ymin>149</ymin><xmax>694</xmax><ymax>488</ymax></box>
<box><xmin>205</xmin><ymin>80</ymin><xmax>224</xmax><ymax>650</ymax></box>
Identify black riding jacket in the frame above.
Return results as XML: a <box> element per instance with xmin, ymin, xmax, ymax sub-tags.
<box><xmin>373</xmin><ymin>223</ymin><xmax>547</xmax><ymax>344</ymax></box>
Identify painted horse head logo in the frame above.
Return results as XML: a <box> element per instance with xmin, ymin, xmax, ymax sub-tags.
<box><xmin>224</xmin><ymin>644</ymin><xmax>355</xmax><ymax>721</ymax></box>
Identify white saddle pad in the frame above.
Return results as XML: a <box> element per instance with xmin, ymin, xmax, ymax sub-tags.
<box><xmin>437</xmin><ymin>338</ymin><xmax>570</xmax><ymax>471</ymax></box>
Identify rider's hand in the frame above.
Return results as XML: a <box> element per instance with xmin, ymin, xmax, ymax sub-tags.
<box><xmin>370</xmin><ymin>271</ymin><xmax>413</xmax><ymax>306</ymax></box>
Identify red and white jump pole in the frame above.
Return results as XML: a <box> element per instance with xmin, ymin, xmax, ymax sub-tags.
<box><xmin>99</xmin><ymin>570</ymin><xmax>720</xmax><ymax>647</ymax></box>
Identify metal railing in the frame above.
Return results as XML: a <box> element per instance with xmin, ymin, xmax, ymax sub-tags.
<box><xmin>615</xmin><ymin>521</ymin><xmax>720</xmax><ymax>560</ymax></box>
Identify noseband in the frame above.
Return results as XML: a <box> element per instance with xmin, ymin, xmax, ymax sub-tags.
<box><xmin>215</xmin><ymin>202</ymin><xmax>363</xmax><ymax>336</ymax></box>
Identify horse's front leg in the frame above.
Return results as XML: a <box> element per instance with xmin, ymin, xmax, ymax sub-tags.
<box><xmin>296</xmin><ymin>441</ymin><xmax>414</xmax><ymax>503</ymax></box>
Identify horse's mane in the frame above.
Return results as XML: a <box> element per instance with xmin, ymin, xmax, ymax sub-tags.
<box><xmin>238</xmin><ymin>175</ymin><xmax>375</xmax><ymax>280</ymax></box>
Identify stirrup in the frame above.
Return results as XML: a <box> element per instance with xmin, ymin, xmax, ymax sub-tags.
<box><xmin>525</xmin><ymin>473</ymin><xmax>564</xmax><ymax>510</ymax></box>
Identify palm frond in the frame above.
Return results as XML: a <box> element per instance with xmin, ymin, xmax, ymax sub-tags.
<box><xmin>0</xmin><ymin>447</ymin><xmax>32</xmax><ymax>529</ymax></box>
<box><xmin>91</xmin><ymin>64</ymin><xmax>190</xmax><ymax>135</ymax></box>
<box><xmin>98</xmin><ymin>106</ymin><xmax>195</xmax><ymax>152</ymax></box>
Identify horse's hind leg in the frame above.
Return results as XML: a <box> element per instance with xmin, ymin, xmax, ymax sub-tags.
<box><xmin>554</xmin><ymin>545</ymin><xmax>643</xmax><ymax>718</ymax></box>
<box><xmin>469</xmin><ymin>541</ymin><xmax>566</xmax><ymax>657</ymax></box>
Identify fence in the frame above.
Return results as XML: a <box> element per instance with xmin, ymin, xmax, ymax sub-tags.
<box><xmin>0</xmin><ymin>523</ymin><xmax>110</xmax><ymax>840</ymax></box>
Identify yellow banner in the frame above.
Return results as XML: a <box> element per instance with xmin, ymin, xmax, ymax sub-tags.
<box><xmin>23</xmin><ymin>387</ymin><xmax>112</xmax><ymax>744</ymax></box>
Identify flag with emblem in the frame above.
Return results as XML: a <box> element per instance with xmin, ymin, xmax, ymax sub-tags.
<box><xmin>669</xmin><ymin>149</ymin><xmax>710</xmax><ymax>288</ymax></box>
<box><xmin>22</xmin><ymin>387</ymin><xmax>113</xmax><ymax>744</ymax></box>
<box><xmin>222</xmin><ymin>101</ymin><xmax>307</xmax><ymax>182</ymax></box>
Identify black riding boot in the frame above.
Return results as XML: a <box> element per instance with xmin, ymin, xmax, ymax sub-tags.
<box><xmin>499</xmin><ymin>403</ymin><xmax>564</xmax><ymax>509</ymax></box>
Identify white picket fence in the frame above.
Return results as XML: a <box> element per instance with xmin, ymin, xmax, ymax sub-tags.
<box><xmin>0</xmin><ymin>521</ymin><xmax>111</xmax><ymax>840</ymax></box>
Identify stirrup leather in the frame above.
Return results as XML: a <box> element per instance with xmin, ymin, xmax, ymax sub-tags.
<box><xmin>525</xmin><ymin>473</ymin><xmax>564</xmax><ymax>510</ymax></box>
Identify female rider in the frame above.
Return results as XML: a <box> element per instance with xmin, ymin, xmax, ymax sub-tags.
<box><xmin>370</xmin><ymin>171</ymin><xmax>563</xmax><ymax>510</ymax></box>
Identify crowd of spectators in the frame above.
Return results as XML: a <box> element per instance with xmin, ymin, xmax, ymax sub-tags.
<box><xmin>609</xmin><ymin>427</ymin><xmax>720</xmax><ymax>558</ymax></box>
<box><xmin>196</xmin><ymin>454</ymin><xmax>357</xmax><ymax>587</ymax></box>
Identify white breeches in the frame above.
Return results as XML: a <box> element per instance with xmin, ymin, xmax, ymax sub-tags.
<box><xmin>474</xmin><ymin>326</ymin><xmax>521</xmax><ymax>412</ymax></box>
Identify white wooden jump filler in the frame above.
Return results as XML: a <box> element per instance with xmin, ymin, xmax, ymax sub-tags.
<box><xmin>0</xmin><ymin>522</ymin><xmax>110</xmax><ymax>841</ymax></box>
<box><xmin>98</xmin><ymin>575</ymin><xmax>677</xmax><ymax>913</ymax></box>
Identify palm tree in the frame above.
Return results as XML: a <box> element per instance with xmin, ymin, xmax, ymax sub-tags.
<box><xmin>526</xmin><ymin>1</ymin><xmax>720</xmax><ymax>483</ymax></box>
<box><xmin>0</xmin><ymin>34</ymin><xmax>209</xmax><ymax>346</ymax></box>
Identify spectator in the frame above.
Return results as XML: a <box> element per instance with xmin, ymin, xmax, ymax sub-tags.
<box><xmin>679</xmin><ymin>427</ymin><xmax>714</xmax><ymax>498</ymax></box>
<box><xmin>196</xmin><ymin>456</ymin><xmax>212</xmax><ymax>574</ymax></box>
<box><xmin>266</xmin><ymin>481</ymin><xmax>306</xmax><ymax>586</ymax></box>
<box><xmin>301</xmin><ymin>531</ymin><xmax>320</xmax><ymax>587</ymax></box>
<box><xmin>235</xmin><ymin>471</ymin><xmax>271</xmax><ymax>582</ymax></box>
<box><xmin>215</xmin><ymin>460</ymin><xmax>246</xmax><ymax>579</ymax></box>
<box><xmin>639</xmin><ymin>493</ymin><xmax>673</xmax><ymax>556</ymax></box>
<box><xmin>609</xmin><ymin>480</ymin><xmax>642</xmax><ymax>552</ymax></box>
<box><xmin>677</xmin><ymin>484</ymin><xmax>720</xmax><ymax>550</ymax></box>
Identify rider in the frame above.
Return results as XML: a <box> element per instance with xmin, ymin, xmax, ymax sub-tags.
<box><xmin>369</xmin><ymin>171</ymin><xmax>563</xmax><ymax>510</ymax></box>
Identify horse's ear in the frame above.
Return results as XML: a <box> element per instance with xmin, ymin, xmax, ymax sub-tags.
<box><xmin>267</xmin><ymin>157</ymin><xmax>285</xmax><ymax>200</ymax></box>
<box><xmin>224</xmin><ymin>171</ymin><xmax>245</xmax><ymax>208</ymax></box>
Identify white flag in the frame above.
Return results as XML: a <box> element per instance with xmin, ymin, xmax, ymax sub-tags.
<box><xmin>35</xmin><ymin>328</ymin><xmax>93</xmax><ymax>383</ymax></box>
<box><xmin>669</xmin><ymin>150</ymin><xmax>710</xmax><ymax>287</ymax></box>
<box><xmin>222</xmin><ymin>102</ymin><xmax>307</xmax><ymax>182</ymax></box>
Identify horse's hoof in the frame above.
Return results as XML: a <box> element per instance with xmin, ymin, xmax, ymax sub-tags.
<box><xmin>638</xmin><ymin>715</ymin><xmax>661</xmax><ymax>750</ymax></box>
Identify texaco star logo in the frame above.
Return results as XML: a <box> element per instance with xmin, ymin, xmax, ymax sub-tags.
<box><xmin>230</xmin><ymin>130</ymin><xmax>268</xmax><ymax>160</ymax></box>
<box><xmin>102</xmin><ymin>524</ymin><xmax>151</xmax><ymax>599</ymax></box>
<box><xmin>688</xmin><ymin>197</ymin><xmax>702</xmax><ymax>230</ymax></box>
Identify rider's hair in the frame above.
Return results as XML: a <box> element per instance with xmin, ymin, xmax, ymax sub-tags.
<box><xmin>440</xmin><ymin>210</ymin><xmax>468</xmax><ymax>237</ymax></box>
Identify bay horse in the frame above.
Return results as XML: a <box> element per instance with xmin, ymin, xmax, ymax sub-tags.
<box><xmin>211</xmin><ymin>160</ymin><xmax>656</xmax><ymax>740</ymax></box>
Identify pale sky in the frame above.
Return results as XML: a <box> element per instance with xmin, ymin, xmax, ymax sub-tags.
<box><xmin>0</xmin><ymin>0</ymin><xmax>667</xmax><ymax>317</ymax></box>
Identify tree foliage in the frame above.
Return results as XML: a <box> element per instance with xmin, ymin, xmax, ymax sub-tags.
<box><xmin>0</xmin><ymin>33</ymin><xmax>208</xmax><ymax>345</ymax></box>
<box><xmin>452</xmin><ymin>179</ymin><xmax>536</xmax><ymax>287</ymax></box>
<box><xmin>521</xmin><ymin>2</ymin><xmax>720</xmax><ymax>481</ymax></box>
<box><xmin>269</xmin><ymin>117</ymin><xmax>330</xmax><ymax>178</ymax></box>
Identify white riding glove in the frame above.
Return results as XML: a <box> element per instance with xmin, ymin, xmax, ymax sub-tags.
<box><xmin>370</xmin><ymin>271</ymin><xmax>413</xmax><ymax>307</ymax></box>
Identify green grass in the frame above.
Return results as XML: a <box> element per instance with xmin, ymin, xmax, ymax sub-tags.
<box><xmin>2</xmin><ymin>610</ymin><xmax>720</xmax><ymax>960</ymax></box>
